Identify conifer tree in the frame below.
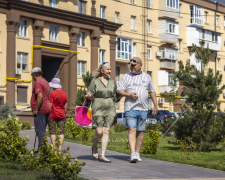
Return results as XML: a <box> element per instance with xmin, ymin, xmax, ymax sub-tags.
<box><xmin>167</xmin><ymin>40</ymin><xmax>225</xmax><ymax>151</ymax></box>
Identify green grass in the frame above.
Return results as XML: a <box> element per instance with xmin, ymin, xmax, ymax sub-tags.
<box><xmin>65</xmin><ymin>130</ymin><xmax>225</xmax><ymax>171</ymax></box>
<box><xmin>0</xmin><ymin>161</ymin><xmax>89</xmax><ymax>180</ymax></box>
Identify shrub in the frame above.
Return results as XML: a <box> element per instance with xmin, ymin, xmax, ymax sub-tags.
<box><xmin>0</xmin><ymin>102</ymin><xmax>16</xmax><ymax>120</ymax></box>
<box><xmin>21</xmin><ymin>135</ymin><xmax>86</xmax><ymax>180</ymax></box>
<box><xmin>114</xmin><ymin>124</ymin><xmax>126</xmax><ymax>132</ymax></box>
<box><xmin>20</xmin><ymin>121</ymin><xmax>32</xmax><ymax>130</ymax></box>
<box><xmin>0</xmin><ymin>115</ymin><xmax>29</xmax><ymax>163</ymax></box>
<box><xmin>142</xmin><ymin>129</ymin><xmax>161</xmax><ymax>154</ymax></box>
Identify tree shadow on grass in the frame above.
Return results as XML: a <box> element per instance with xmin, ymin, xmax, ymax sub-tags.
<box><xmin>161</xmin><ymin>146</ymin><xmax>179</xmax><ymax>151</ymax></box>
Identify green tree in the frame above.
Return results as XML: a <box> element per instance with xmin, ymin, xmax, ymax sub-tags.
<box><xmin>166</xmin><ymin>40</ymin><xmax>225</xmax><ymax>151</ymax></box>
<box><xmin>73</xmin><ymin>71</ymin><xmax>94</xmax><ymax>107</ymax></box>
<box><xmin>0</xmin><ymin>102</ymin><xmax>16</xmax><ymax>120</ymax></box>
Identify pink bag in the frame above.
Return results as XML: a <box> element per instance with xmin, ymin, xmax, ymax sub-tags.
<box><xmin>75</xmin><ymin>98</ymin><xmax>92</xmax><ymax>129</ymax></box>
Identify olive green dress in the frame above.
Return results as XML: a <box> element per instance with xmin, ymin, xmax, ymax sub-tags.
<box><xmin>88</xmin><ymin>77</ymin><xmax>120</xmax><ymax>128</ymax></box>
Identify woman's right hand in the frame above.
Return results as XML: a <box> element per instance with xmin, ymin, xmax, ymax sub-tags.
<box><xmin>85</xmin><ymin>92</ymin><xmax>92</xmax><ymax>100</ymax></box>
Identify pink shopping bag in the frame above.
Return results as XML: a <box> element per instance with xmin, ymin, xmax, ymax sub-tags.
<box><xmin>75</xmin><ymin>98</ymin><xmax>92</xmax><ymax>129</ymax></box>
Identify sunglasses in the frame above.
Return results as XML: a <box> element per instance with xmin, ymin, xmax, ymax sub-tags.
<box><xmin>130</xmin><ymin>59</ymin><xmax>137</xmax><ymax>63</ymax></box>
<box><xmin>102</xmin><ymin>62</ymin><xmax>110</xmax><ymax>65</ymax></box>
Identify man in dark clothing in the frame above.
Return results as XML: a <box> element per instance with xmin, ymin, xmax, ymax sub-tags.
<box><xmin>31</xmin><ymin>67</ymin><xmax>51</xmax><ymax>151</ymax></box>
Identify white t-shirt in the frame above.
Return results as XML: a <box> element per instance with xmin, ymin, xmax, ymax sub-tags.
<box><xmin>117</xmin><ymin>71</ymin><xmax>155</xmax><ymax>112</ymax></box>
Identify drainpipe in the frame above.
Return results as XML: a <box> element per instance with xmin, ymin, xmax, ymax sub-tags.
<box><xmin>215</xmin><ymin>1</ymin><xmax>218</xmax><ymax>110</ymax></box>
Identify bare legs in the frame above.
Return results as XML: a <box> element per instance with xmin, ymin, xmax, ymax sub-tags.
<box><xmin>128</xmin><ymin>128</ymin><xmax>144</xmax><ymax>153</ymax></box>
<box><xmin>92</xmin><ymin>127</ymin><xmax>110</xmax><ymax>161</ymax></box>
<box><xmin>50</xmin><ymin>134</ymin><xmax>64</xmax><ymax>151</ymax></box>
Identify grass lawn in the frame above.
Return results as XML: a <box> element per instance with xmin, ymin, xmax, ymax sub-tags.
<box><xmin>0</xmin><ymin>161</ymin><xmax>89</xmax><ymax>180</ymax></box>
<box><xmin>65</xmin><ymin>130</ymin><xmax>225</xmax><ymax>171</ymax></box>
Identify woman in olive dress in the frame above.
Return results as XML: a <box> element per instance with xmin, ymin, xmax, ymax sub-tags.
<box><xmin>85</xmin><ymin>62</ymin><xmax>120</xmax><ymax>163</ymax></box>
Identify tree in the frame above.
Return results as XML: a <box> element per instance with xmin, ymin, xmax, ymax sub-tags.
<box><xmin>73</xmin><ymin>71</ymin><xmax>94</xmax><ymax>107</ymax></box>
<box><xmin>167</xmin><ymin>40</ymin><xmax>225</xmax><ymax>151</ymax></box>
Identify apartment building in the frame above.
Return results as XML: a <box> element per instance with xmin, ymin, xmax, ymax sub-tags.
<box><xmin>0</xmin><ymin>0</ymin><xmax>225</xmax><ymax>124</ymax></box>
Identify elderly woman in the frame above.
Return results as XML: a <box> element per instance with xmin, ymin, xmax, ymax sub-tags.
<box><xmin>85</xmin><ymin>62</ymin><xmax>121</xmax><ymax>163</ymax></box>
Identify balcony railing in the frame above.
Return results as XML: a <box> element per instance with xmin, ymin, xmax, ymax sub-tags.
<box><xmin>160</xmin><ymin>50</ymin><xmax>178</xmax><ymax>60</ymax></box>
<box><xmin>160</xmin><ymin>60</ymin><xmax>176</xmax><ymax>69</ymax></box>
<box><xmin>190</xmin><ymin>17</ymin><xmax>203</xmax><ymax>26</ymax></box>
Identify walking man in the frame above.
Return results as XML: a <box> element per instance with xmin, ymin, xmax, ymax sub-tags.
<box><xmin>117</xmin><ymin>57</ymin><xmax>158</xmax><ymax>163</ymax></box>
<box><xmin>31</xmin><ymin>67</ymin><xmax>51</xmax><ymax>152</ymax></box>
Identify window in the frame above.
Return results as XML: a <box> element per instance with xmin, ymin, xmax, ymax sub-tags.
<box><xmin>78</xmin><ymin>31</ymin><xmax>86</xmax><ymax>47</ymax></box>
<box><xmin>78</xmin><ymin>60</ymin><xmax>86</xmax><ymax>77</ymax></box>
<box><xmin>217</xmin><ymin>59</ymin><xmax>220</xmax><ymax>70</ymax></box>
<box><xmin>17</xmin><ymin>86</ymin><xmax>27</xmax><ymax>104</ymax></box>
<box><xmin>147</xmin><ymin>71</ymin><xmax>152</xmax><ymax>77</ymax></box>
<box><xmin>167</xmin><ymin>0</ymin><xmax>179</xmax><ymax>9</ymax></box>
<box><xmin>116</xmin><ymin>38</ymin><xmax>133</xmax><ymax>60</ymax></box>
<box><xmin>99</xmin><ymin>50</ymin><xmax>105</xmax><ymax>64</ymax></box>
<box><xmin>204</xmin><ymin>30</ymin><xmax>218</xmax><ymax>42</ymax></box>
<box><xmin>78</xmin><ymin>0</ymin><xmax>86</xmax><ymax>14</ymax></box>
<box><xmin>178</xmin><ymin>39</ymin><xmax>182</xmax><ymax>52</ymax></box>
<box><xmin>49</xmin><ymin>0</ymin><xmax>58</xmax><ymax>8</ymax></box>
<box><xmin>199</xmin><ymin>29</ymin><xmax>204</xmax><ymax>39</ymax></box>
<box><xmin>131</xmin><ymin>0</ymin><xmax>135</xmax><ymax>4</ymax></box>
<box><xmin>160</xmin><ymin>48</ymin><xmax>178</xmax><ymax>60</ymax></box>
<box><xmin>115</xmin><ymin>12</ymin><xmax>119</xmax><ymax>23</ymax></box>
<box><xmin>133</xmin><ymin>43</ymin><xmax>136</xmax><ymax>56</ymax></box>
<box><xmin>17</xmin><ymin>52</ymin><xmax>28</xmax><ymax>71</ymax></box>
<box><xmin>224</xmin><ymin>16</ymin><xmax>225</xmax><ymax>27</ymax></box>
<box><xmin>147</xmin><ymin>20</ymin><xmax>151</xmax><ymax>33</ymax></box>
<box><xmin>216</xmin><ymin>15</ymin><xmax>220</xmax><ymax>26</ymax></box>
<box><xmin>131</xmin><ymin>16</ymin><xmax>135</xmax><ymax>30</ymax></box>
<box><xmin>166</xmin><ymin>20</ymin><xmax>179</xmax><ymax>35</ymax></box>
<box><xmin>100</xmin><ymin>6</ymin><xmax>106</xmax><ymax>19</ymax></box>
<box><xmin>0</xmin><ymin>96</ymin><xmax>4</xmax><ymax>105</ymax></box>
<box><xmin>147</xmin><ymin>0</ymin><xmax>152</xmax><ymax>8</ymax></box>
<box><xmin>179</xmin><ymin>4</ymin><xmax>181</xmax><ymax>16</ymax></box>
<box><xmin>190</xmin><ymin>6</ymin><xmax>203</xmax><ymax>26</ymax></box>
<box><xmin>18</xmin><ymin>19</ymin><xmax>28</xmax><ymax>37</ymax></box>
<box><xmin>168</xmin><ymin>72</ymin><xmax>174</xmax><ymax>85</ymax></box>
<box><xmin>49</xmin><ymin>25</ymin><xmax>58</xmax><ymax>42</ymax></box>
<box><xmin>204</xmin><ymin>12</ymin><xmax>208</xmax><ymax>23</ymax></box>
<box><xmin>147</xmin><ymin>46</ymin><xmax>151</xmax><ymax>59</ymax></box>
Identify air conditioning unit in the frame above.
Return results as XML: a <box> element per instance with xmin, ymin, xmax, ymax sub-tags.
<box><xmin>159</xmin><ymin>98</ymin><xmax>165</xmax><ymax>104</ymax></box>
<box><xmin>15</xmin><ymin>69</ymin><xmax>22</xmax><ymax>75</ymax></box>
<box><xmin>156</xmin><ymin>51</ymin><xmax>161</xmax><ymax>57</ymax></box>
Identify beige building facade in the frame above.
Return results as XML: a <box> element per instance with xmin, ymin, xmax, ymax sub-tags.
<box><xmin>0</xmin><ymin>0</ymin><xmax>225</xmax><ymax>124</ymax></box>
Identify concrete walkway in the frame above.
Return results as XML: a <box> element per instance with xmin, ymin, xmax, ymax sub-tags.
<box><xmin>21</xmin><ymin>130</ymin><xmax>225</xmax><ymax>180</ymax></box>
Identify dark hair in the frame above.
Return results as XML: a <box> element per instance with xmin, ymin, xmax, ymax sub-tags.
<box><xmin>33</xmin><ymin>72</ymin><xmax>43</xmax><ymax>76</ymax></box>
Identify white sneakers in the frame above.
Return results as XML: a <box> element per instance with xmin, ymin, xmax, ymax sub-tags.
<box><xmin>130</xmin><ymin>152</ymin><xmax>142</xmax><ymax>163</ymax></box>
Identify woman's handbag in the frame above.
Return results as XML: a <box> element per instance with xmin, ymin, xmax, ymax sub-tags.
<box><xmin>75</xmin><ymin>98</ymin><xmax>92</xmax><ymax>129</ymax></box>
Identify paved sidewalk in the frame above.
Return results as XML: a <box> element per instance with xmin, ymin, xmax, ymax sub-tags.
<box><xmin>21</xmin><ymin>130</ymin><xmax>225</xmax><ymax>180</ymax></box>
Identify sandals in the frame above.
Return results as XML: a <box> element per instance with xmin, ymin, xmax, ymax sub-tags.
<box><xmin>92</xmin><ymin>146</ymin><xmax>99</xmax><ymax>160</ymax></box>
<box><xmin>99</xmin><ymin>155</ymin><xmax>111</xmax><ymax>163</ymax></box>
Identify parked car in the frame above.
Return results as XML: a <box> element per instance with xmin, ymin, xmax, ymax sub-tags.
<box><xmin>171</xmin><ymin>112</ymin><xmax>179</xmax><ymax>120</ymax></box>
<box><xmin>146</xmin><ymin>116</ymin><xmax>157</xmax><ymax>124</ymax></box>
<box><xmin>148</xmin><ymin>110</ymin><xmax>168</xmax><ymax>122</ymax></box>
<box><xmin>116</xmin><ymin>112</ymin><xmax>126</xmax><ymax>125</ymax></box>
<box><xmin>161</xmin><ymin>110</ymin><xmax>173</xmax><ymax>119</ymax></box>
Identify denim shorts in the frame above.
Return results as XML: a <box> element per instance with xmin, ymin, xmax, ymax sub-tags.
<box><xmin>125</xmin><ymin>110</ymin><xmax>148</xmax><ymax>131</ymax></box>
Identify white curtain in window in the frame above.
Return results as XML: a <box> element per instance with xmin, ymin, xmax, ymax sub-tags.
<box><xmin>131</xmin><ymin>16</ymin><xmax>135</xmax><ymax>30</ymax></box>
<box><xmin>147</xmin><ymin>0</ymin><xmax>151</xmax><ymax>8</ymax></box>
<box><xmin>100</xmin><ymin>6</ymin><xmax>105</xmax><ymax>19</ymax></box>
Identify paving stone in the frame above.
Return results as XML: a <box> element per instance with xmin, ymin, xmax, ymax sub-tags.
<box><xmin>21</xmin><ymin>130</ymin><xmax>225</xmax><ymax>180</ymax></box>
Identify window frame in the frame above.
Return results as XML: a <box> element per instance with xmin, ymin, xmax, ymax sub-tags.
<box><xmin>147</xmin><ymin>46</ymin><xmax>151</xmax><ymax>59</ymax></box>
<box><xmin>168</xmin><ymin>72</ymin><xmax>174</xmax><ymax>85</ymax></box>
<box><xmin>78</xmin><ymin>0</ymin><xmax>86</xmax><ymax>14</ymax></box>
<box><xmin>17</xmin><ymin>86</ymin><xmax>28</xmax><ymax>104</ymax></box>
<box><xmin>17</xmin><ymin>52</ymin><xmax>28</xmax><ymax>71</ymax></box>
<box><xmin>147</xmin><ymin>19</ymin><xmax>151</xmax><ymax>33</ymax></box>
<box><xmin>178</xmin><ymin>39</ymin><xmax>182</xmax><ymax>52</ymax></box>
<box><xmin>216</xmin><ymin>15</ymin><xmax>220</xmax><ymax>26</ymax></box>
<box><xmin>146</xmin><ymin>0</ymin><xmax>152</xmax><ymax>8</ymax></box>
<box><xmin>167</xmin><ymin>0</ymin><xmax>179</xmax><ymax>10</ymax></box>
<box><xmin>131</xmin><ymin>16</ymin><xmax>136</xmax><ymax>30</ymax></box>
<box><xmin>78</xmin><ymin>31</ymin><xmax>86</xmax><ymax>47</ymax></box>
<box><xmin>100</xmin><ymin>5</ymin><xmax>106</xmax><ymax>19</ymax></box>
<box><xmin>166</xmin><ymin>20</ymin><xmax>179</xmax><ymax>35</ymax></box>
<box><xmin>78</xmin><ymin>60</ymin><xmax>86</xmax><ymax>77</ymax></box>
<box><xmin>115</xmin><ymin>12</ymin><xmax>119</xmax><ymax>23</ymax></box>
<box><xmin>131</xmin><ymin>0</ymin><xmax>135</xmax><ymax>4</ymax></box>
<box><xmin>116</xmin><ymin>37</ymin><xmax>134</xmax><ymax>60</ymax></box>
<box><xmin>49</xmin><ymin>0</ymin><xmax>58</xmax><ymax>8</ymax></box>
<box><xmin>18</xmin><ymin>19</ymin><xmax>28</xmax><ymax>38</ymax></box>
<box><xmin>204</xmin><ymin>11</ymin><xmax>208</xmax><ymax>23</ymax></box>
<box><xmin>217</xmin><ymin>58</ymin><xmax>220</xmax><ymax>70</ymax></box>
<box><xmin>99</xmin><ymin>49</ymin><xmax>105</xmax><ymax>64</ymax></box>
<box><xmin>49</xmin><ymin>25</ymin><xmax>58</xmax><ymax>42</ymax></box>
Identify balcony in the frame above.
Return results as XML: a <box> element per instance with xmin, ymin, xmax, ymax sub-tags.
<box><xmin>160</xmin><ymin>60</ymin><xmax>176</xmax><ymax>69</ymax></box>
<box><xmin>186</xmin><ymin>27</ymin><xmax>221</xmax><ymax>51</ymax></box>
<box><xmin>158</xmin><ymin>85</ymin><xmax>174</xmax><ymax>94</ymax></box>
<box><xmin>158</xmin><ymin>20</ymin><xmax>179</xmax><ymax>44</ymax></box>
<box><xmin>158</xmin><ymin>0</ymin><xmax>179</xmax><ymax>19</ymax></box>
<box><xmin>190</xmin><ymin>17</ymin><xmax>203</xmax><ymax>26</ymax></box>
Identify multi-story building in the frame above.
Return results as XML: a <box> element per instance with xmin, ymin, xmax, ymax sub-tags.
<box><xmin>0</xmin><ymin>0</ymin><xmax>225</xmax><ymax>124</ymax></box>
